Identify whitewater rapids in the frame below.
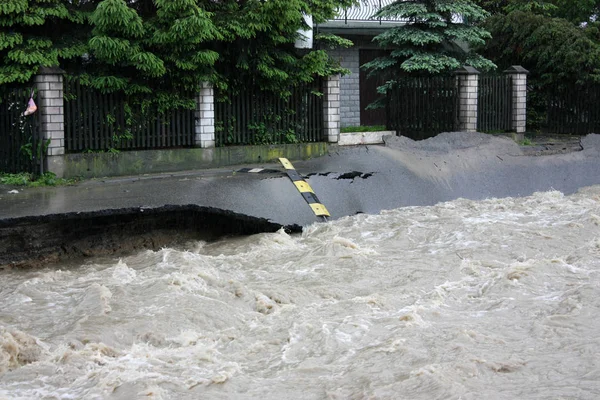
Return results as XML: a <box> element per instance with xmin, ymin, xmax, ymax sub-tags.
<box><xmin>1</xmin><ymin>186</ymin><xmax>600</xmax><ymax>399</ymax></box>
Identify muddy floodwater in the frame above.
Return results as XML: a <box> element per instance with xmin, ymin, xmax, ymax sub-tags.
<box><xmin>2</xmin><ymin>186</ymin><xmax>600</xmax><ymax>399</ymax></box>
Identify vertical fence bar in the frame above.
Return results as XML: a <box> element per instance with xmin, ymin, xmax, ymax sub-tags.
<box><xmin>235</xmin><ymin>91</ymin><xmax>241</xmax><ymax>144</ymax></box>
<box><xmin>101</xmin><ymin>90</ymin><xmax>107</xmax><ymax>150</ymax></box>
<box><xmin>74</xmin><ymin>81</ymin><xmax>80</xmax><ymax>151</ymax></box>
<box><xmin>64</xmin><ymin>79</ymin><xmax>70</xmax><ymax>152</ymax></box>
<box><xmin>87</xmin><ymin>83</ymin><xmax>94</xmax><ymax>151</ymax></box>
<box><xmin>178</xmin><ymin>109</ymin><xmax>182</xmax><ymax>146</ymax></box>
<box><xmin>181</xmin><ymin>109</ymin><xmax>185</xmax><ymax>146</ymax></box>
<box><xmin>79</xmin><ymin>81</ymin><xmax>86</xmax><ymax>151</ymax></box>
<box><xmin>69</xmin><ymin>79</ymin><xmax>75</xmax><ymax>152</ymax></box>
<box><xmin>78</xmin><ymin>81</ymin><xmax>83</xmax><ymax>151</ymax></box>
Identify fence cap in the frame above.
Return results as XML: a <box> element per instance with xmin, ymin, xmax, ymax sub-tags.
<box><xmin>503</xmin><ymin>65</ymin><xmax>529</xmax><ymax>75</ymax></box>
<box><xmin>37</xmin><ymin>66</ymin><xmax>66</xmax><ymax>75</ymax></box>
<box><xmin>454</xmin><ymin>66</ymin><xmax>480</xmax><ymax>75</ymax></box>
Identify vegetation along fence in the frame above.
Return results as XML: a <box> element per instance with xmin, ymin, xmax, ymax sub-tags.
<box><xmin>215</xmin><ymin>79</ymin><xmax>324</xmax><ymax>146</ymax></box>
<box><xmin>540</xmin><ymin>84</ymin><xmax>600</xmax><ymax>135</ymax></box>
<box><xmin>478</xmin><ymin>75</ymin><xmax>513</xmax><ymax>132</ymax></box>
<box><xmin>386</xmin><ymin>76</ymin><xmax>458</xmax><ymax>140</ymax></box>
<box><xmin>64</xmin><ymin>78</ymin><xmax>195</xmax><ymax>152</ymax></box>
<box><xmin>0</xmin><ymin>86</ymin><xmax>44</xmax><ymax>174</ymax></box>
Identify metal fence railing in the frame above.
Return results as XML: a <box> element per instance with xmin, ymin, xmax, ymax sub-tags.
<box><xmin>478</xmin><ymin>75</ymin><xmax>513</xmax><ymax>132</ymax></box>
<box><xmin>0</xmin><ymin>86</ymin><xmax>44</xmax><ymax>174</ymax></box>
<box><xmin>541</xmin><ymin>84</ymin><xmax>600</xmax><ymax>135</ymax></box>
<box><xmin>64</xmin><ymin>78</ymin><xmax>195</xmax><ymax>152</ymax></box>
<box><xmin>215</xmin><ymin>80</ymin><xmax>324</xmax><ymax>146</ymax></box>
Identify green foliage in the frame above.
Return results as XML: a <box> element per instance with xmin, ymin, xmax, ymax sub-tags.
<box><xmin>315</xmin><ymin>33</ymin><xmax>354</xmax><ymax>49</ymax></box>
<box><xmin>504</xmin><ymin>0</ymin><xmax>557</xmax><ymax>15</ymax></box>
<box><xmin>1</xmin><ymin>0</ymin><xmax>352</xmax><ymax>110</ymax></box>
<box><xmin>85</xmin><ymin>0</ymin><xmax>215</xmax><ymax>98</ymax></box>
<box><xmin>0</xmin><ymin>172</ymin><xmax>77</xmax><ymax>186</ymax></box>
<box><xmin>90</xmin><ymin>0</ymin><xmax>144</xmax><ymax>37</ymax></box>
<box><xmin>0</xmin><ymin>0</ymin><xmax>89</xmax><ymax>84</ymax></box>
<box><xmin>20</xmin><ymin>138</ymin><xmax>51</xmax><ymax>162</ymax></box>
<box><xmin>481</xmin><ymin>11</ymin><xmax>600</xmax><ymax>85</ymax></box>
<box><xmin>475</xmin><ymin>0</ymin><xmax>600</xmax><ymax>23</ymax></box>
<box><xmin>247</xmin><ymin>121</ymin><xmax>298</xmax><ymax>145</ymax></box>
<box><xmin>239</xmin><ymin>106</ymin><xmax>300</xmax><ymax>145</ymax></box>
<box><xmin>0</xmin><ymin>0</ymin><xmax>28</xmax><ymax>15</ymax></box>
<box><xmin>472</xmin><ymin>0</ymin><xmax>510</xmax><ymax>15</ymax></box>
<box><xmin>341</xmin><ymin>125</ymin><xmax>387</xmax><ymax>133</ymax></box>
<box><xmin>552</xmin><ymin>0</ymin><xmax>600</xmax><ymax>24</ymax></box>
<box><xmin>364</xmin><ymin>0</ymin><xmax>495</xmax><ymax>94</ymax></box>
<box><xmin>210</xmin><ymin>0</ymin><xmax>353</xmax><ymax>94</ymax></box>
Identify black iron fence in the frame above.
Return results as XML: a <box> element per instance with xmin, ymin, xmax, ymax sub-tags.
<box><xmin>0</xmin><ymin>86</ymin><xmax>44</xmax><ymax>174</ymax></box>
<box><xmin>386</xmin><ymin>76</ymin><xmax>458</xmax><ymax>140</ymax></box>
<box><xmin>215</xmin><ymin>80</ymin><xmax>324</xmax><ymax>146</ymax></box>
<box><xmin>539</xmin><ymin>84</ymin><xmax>600</xmax><ymax>135</ymax></box>
<box><xmin>478</xmin><ymin>75</ymin><xmax>513</xmax><ymax>132</ymax></box>
<box><xmin>64</xmin><ymin>78</ymin><xmax>195</xmax><ymax>152</ymax></box>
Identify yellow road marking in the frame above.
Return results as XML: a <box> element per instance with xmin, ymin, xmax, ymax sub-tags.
<box><xmin>294</xmin><ymin>181</ymin><xmax>314</xmax><ymax>193</ymax></box>
<box><xmin>309</xmin><ymin>203</ymin><xmax>330</xmax><ymax>217</ymax></box>
<box><xmin>278</xmin><ymin>158</ymin><xmax>294</xmax><ymax>170</ymax></box>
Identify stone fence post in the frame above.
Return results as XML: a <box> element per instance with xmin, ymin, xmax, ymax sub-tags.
<box><xmin>455</xmin><ymin>66</ymin><xmax>480</xmax><ymax>133</ymax></box>
<box><xmin>504</xmin><ymin>66</ymin><xmax>529</xmax><ymax>134</ymax></box>
<box><xmin>195</xmin><ymin>82</ymin><xmax>215</xmax><ymax>148</ymax></box>
<box><xmin>33</xmin><ymin>66</ymin><xmax>66</xmax><ymax>177</ymax></box>
<box><xmin>324</xmin><ymin>74</ymin><xmax>341</xmax><ymax>143</ymax></box>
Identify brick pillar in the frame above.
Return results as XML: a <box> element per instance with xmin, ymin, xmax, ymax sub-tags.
<box><xmin>504</xmin><ymin>66</ymin><xmax>529</xmax><ymax>134</ymax></box>
<box><xmin>323</xmin><ymin>74</ymin><xmax>341</xmax><ymax>143</ymax></box>
<box><xmin>33</xmin><ymin>66</ymin><xmax>65</xmax><ymax>177</ymax></box>
<box><xmin>455</xmin><ymin>66</ymin><xmax>480</xmax><ymax>132</ymax></box>
<box><xmin>195</xmin><ymin>82</ymin><xmax>215</xmax><ymax>148</ymax></box>
<box><xmin>327</xmin><ymin>47</ymin><xmax>360</xmax><ymax>128</ymax></box>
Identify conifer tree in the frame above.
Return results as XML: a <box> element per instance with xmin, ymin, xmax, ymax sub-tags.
<box><xmin>1</xmin><ymin>0</ymin><xmax>353</xmax><ymax>100</ymax></box>
<box><xmin>482</xmin><ymin>11</ymin><xmax>600</xmax><ymax>86</ymax></box>
<box><xmin>85</xmin><ymin>0</ymin><xmax>353</xmax><ymax>102</ymax></box>
<box><xmin>85</xmin><ymin>0</ymin><xmax>220</xmax><ymax>109</ymax></box>
<box><xmin>364</xmin><ymin>0</ymin><xmax>495</xmax><ymax>93</ymax></box>
<box><xmin>0</xmin><ymin>0</ymin><xmax>88</xmax><ymax>85</ymax></box>
<box><xmin>208</xmin><ymin>0</ymin><xmax>353</xmax><ymax>93</ymax></box>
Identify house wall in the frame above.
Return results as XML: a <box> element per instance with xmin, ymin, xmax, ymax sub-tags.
<box><xmin>326</xmin><ymin>35</ymin><xmax>383</xmax><ymax>128</ymax></box>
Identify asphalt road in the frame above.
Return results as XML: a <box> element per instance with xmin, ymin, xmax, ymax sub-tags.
<box><xmin>1</xmin><ymin>132</ymin><xmax>600</xmax><ymax>228</ymax></box>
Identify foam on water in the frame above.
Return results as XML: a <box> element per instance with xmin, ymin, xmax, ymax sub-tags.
<box><xmin>1</xmin><ymin>186</ymin><xmax>600</xmax><ymax>399</ymax></box>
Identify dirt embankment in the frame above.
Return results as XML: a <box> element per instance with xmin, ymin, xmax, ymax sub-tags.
<box><xmin>0</xmin><ymin>206</ymin><xmax>299</xmax><ymax>269</ymax></box>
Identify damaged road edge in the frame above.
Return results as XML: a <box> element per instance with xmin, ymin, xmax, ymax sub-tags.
<box><xmin>0</xmin><ymin>205</ymin><xmax>302</xmax><ymax>269</ymax></box>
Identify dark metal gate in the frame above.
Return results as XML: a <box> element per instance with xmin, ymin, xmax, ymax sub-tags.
<box><xmin>0</xmin><ymin>86</ymin><xmax>44</xmax><ymax>174</ymax></box>
<box><xmin>386</xmin><ymin>76</ymin><xmax>458</xmax><ymax>140</ymax></box>
<box><xmin>478</xmin><ymin>75</ymin><xmax>513</xmax><ymax>132</ymax></box>
<box><xmin>359</xmin><ymin>49</ymin><xmax>388</xmax><ymax>127</ymax></box>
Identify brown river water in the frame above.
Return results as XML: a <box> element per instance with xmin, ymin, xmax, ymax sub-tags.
<box><xmin>2</xmin><ymin>186</ymin><xmax>600</xmax><ymax>399</ymax></box>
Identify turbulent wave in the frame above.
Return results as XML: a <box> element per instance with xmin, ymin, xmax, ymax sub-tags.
<box><xmin>1</xmin><ymin>186</ymin><xmax>600</xmax><ymax>399</ymax></box>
